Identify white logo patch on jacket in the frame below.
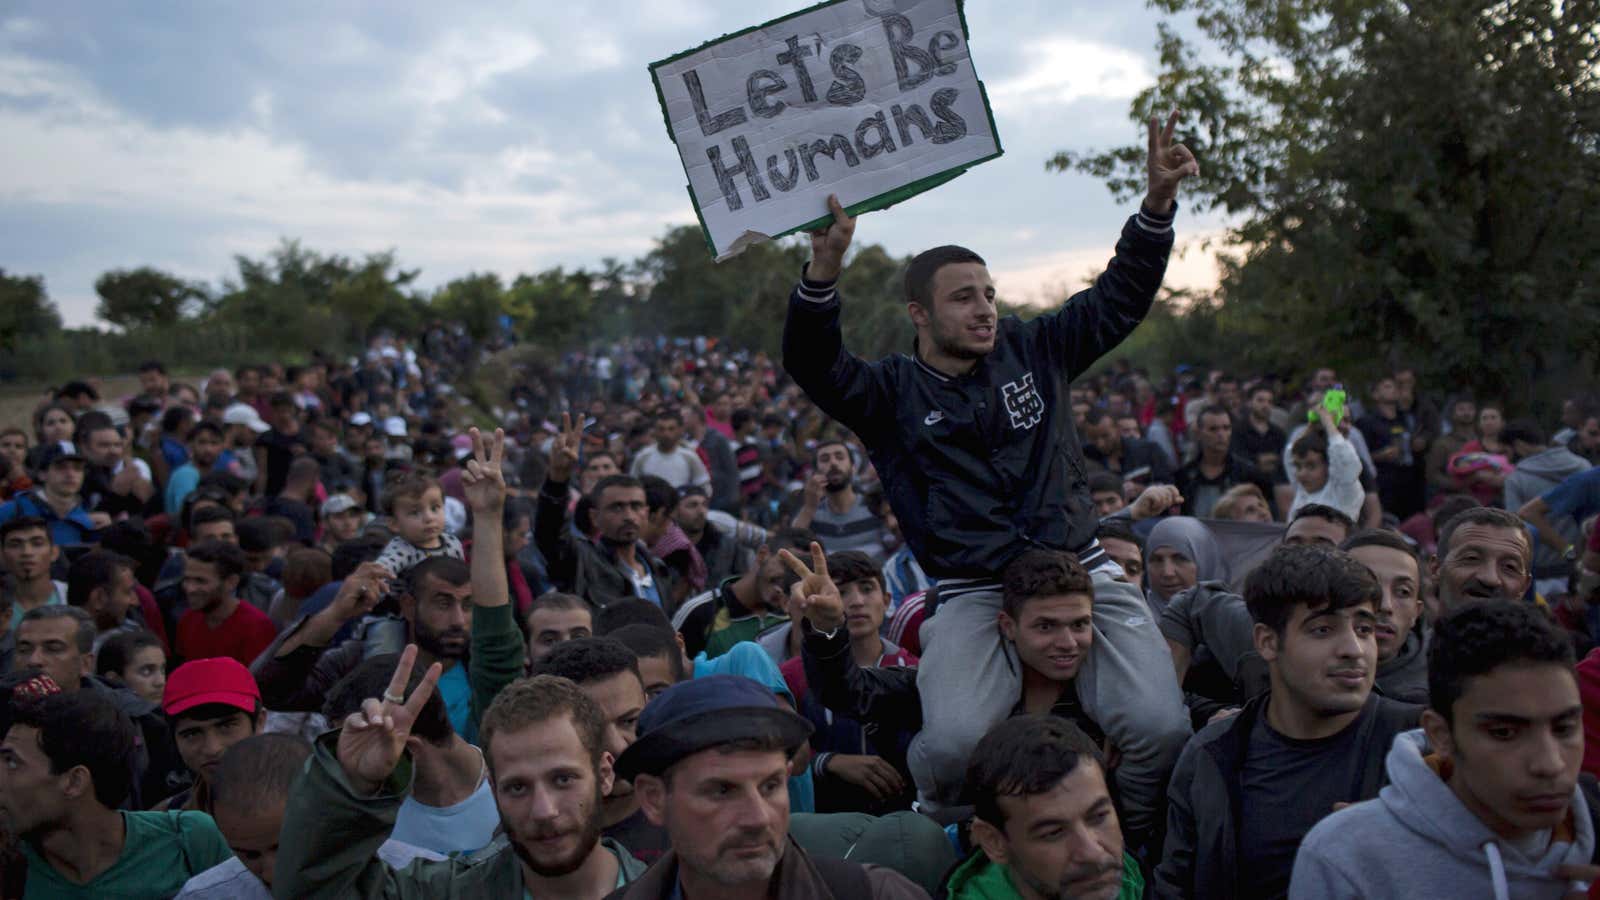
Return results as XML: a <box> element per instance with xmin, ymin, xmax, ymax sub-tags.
<box><xmin>1002</xmin><ymin>373</ymin><xmax>1044</xmax><ymax>431</ymax></box>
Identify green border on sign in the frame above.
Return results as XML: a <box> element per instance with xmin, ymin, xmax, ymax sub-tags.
<box><xmin>647</xmin><ymin>0</ymin><xmax>1004</xmax><ymax>259</ymax></box>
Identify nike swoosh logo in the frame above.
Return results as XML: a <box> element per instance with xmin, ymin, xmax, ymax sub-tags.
<box><xmin>924</xmin><ymin>411</ymin><xmax>944</xmax><ymax>425</ymax></box>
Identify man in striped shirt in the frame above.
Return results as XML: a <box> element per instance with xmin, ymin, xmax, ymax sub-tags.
<box><xmin>791</xmin><ymin>440</ymin><xmax>885</xmax><ymax>565</ymax></box>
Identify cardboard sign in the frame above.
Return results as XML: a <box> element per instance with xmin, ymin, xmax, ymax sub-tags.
<box><xmin>650</xmin><ymin>0</ymin><xmax>1003</xmax><ymax>260</ymax></box>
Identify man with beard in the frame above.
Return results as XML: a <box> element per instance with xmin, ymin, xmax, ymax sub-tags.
<box><xmin>1432</xmin><ymin>506</ymin><xmax>1534</xmax><ymax>609</ymax></box>
<box><xmin>792</xmin><ymin>440</ymin><xmax>885</xmax><ymax>564</ymax></box>
<box><xmin>1153</xmin><ymin>544</ymin><xmax>1422</xmax><ymax>899</ymax></box>
<box><xmin>65</xmin><ymin>549</ymin><xmax>142</xmax><ymax>652</ymax></box>
<box><xmin>532</xmin><ymin>637</ymin><xmax>670</xmax><ymax>866</ymax></box>
<box><xmin>75</xmin><ymin>412</ymin><xmax>154</xmax><ymax>519</ymax></box>
<box><xmin>672</xmin><ymin>530</ymin><xmax>810</xmax><ymax>660</ymax></box>
<box><xmin>255</xmin><ymin>428</ymin><xmax>526</xmax><ymax>744</ymax></box>
<box><xmin>174</xmin><ymin>539</ymin><xmax>277</xmax><ymax>667</ymax></box>
<box><xmin>1175</xmin><ymin>405</ymin><xmax>1275</xmax><ymax>519</ymax></box>
<box><xmin>277</xmin><ymin>653</ymin><xmax>645</xmax><ymax>898</ymax></box>
<box><xmin>610</xmin><ymin>675</ymin><xmax>925</xmax><ymax>899</ymax></box>
<box><xmin>782</xmin><ymin>113</ymin><xmax>1195</xmax><ymax>838</ymax></box>
<box><xmin>538</xmin><ymin>416</ymin><xmax>677</xmax><ymax>610</ymax></box>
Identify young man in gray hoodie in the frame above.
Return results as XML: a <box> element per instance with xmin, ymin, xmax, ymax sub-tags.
<box><xmin>1291</xmin><ymin>600</ymin><xmax>1596</xmax><ymax>900</ymax></box>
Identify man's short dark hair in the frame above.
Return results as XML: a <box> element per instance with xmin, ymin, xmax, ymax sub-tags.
<box><xmin>66</xmin><ymin>550</ymin><xmax>134</xmax><ymax>608</ymax></box>
<box><xmin>161</xmin><ymin>406</ymin><xmax>195</xmax><ymax>434</ymax></box>
<box><xmin>137</xmin><ymin>360</ymin><xmax>167</xmax><ymax>376</ymax></box>
<box><xmin>1244</xmin><ymin>543</ymin><xmax>1381</xmax><ymax>636</ymax></box>
<box><xmin>1087</xmin><ymin>471</ymin><xmax>1123</xmax><ymax>497</ymax></box>
<box><xmin>73</xmin><ymin>411</ymin><xmax>117</xmax><ymax>445</ymax></box>
<box><xmin>827</xmin><ymin>551</ymin><xmax>884</xmax><ymax>593</ymax></box>
<box><xmin>480</xmin><ymin>675</ymin><xmax>608</xmax><ymax>775</ymax></box>
<box><xmin>639</xmin><ymin>475</ymin><xmax>679</xmax><ymax>516</ymax></box>
<box><xmin>20</xmin><ymin>605</ymin><xmax>96</xmax><ymax>654</ymax></box>
<box><xmin>1501</xmin><ymin>419</ymin><xmax>1546</xmax><ymax>447</ymax></box>
<box><xmin>187</xmin><ymin>504</ymin><xmax>237</xmax><ymax>535</ymax></box>
<box><xmin>197</xmin><ymin>470</ymin><xmax>248</xmax><ymax>498</ymax></box>
<box><xmin>404</xmin><ymin>556</ymin><xmax>471</xmax><ymax>598</ymax></box>
<box><xmin>589</xmin><ymin>474</ymin><xmax>644</xmax><ymax>508</ymax></box>
<box><xmin>530</xmin><ymin>591</ymin><xmax>589</xmax><ymax>617</ymax></box>
<box><xmin>1428</xmin><ymin>600</ymin><xmax>1575</xmax><ymax>726</ymax></box>
<box><xmin>1001</xmin><ymin>549</ymin><xmax>1093</xmax><ymax>620</ymax></box>
<box><xmin>1196</xmin><ymin>404</ymin><xmax>1232</xmax><ymax>426</ymax></box>
<box><xmin>654</xmin><ymin>409</ymin><xmax>684</xmax><ymax>427</ymax></box>
<box><xmin>1290</xmin><ymin>503</ymin><xmax>1356</xmax><ymax>536</ymax></box>
<box><xmin>610</xmin><ymin>624</ymin><xmax>687</xmax><ymax>683</ymax></box>
<box><xmin>211</xmin><ymin>733</ymin><xmax>311</xmax><ymax>811</ymax></box>
<box><xmin>905</xmin><ymin>245</ymin><xmax>986</xmax><ymax>306</ymax></box>
<box><xmin>965</xmin><ymin>715</ymin><xmax>1103</xmax><ymax>829</ymax></box>
<box><xmin>1436</xmin><ymin>506</ymin><xmax>1531</xmax><ymax>562</ymax></box>
<box><xmin>812</xmin><ymin>439</ymin><xmax>850</xmax><ymax>467</ymax></box>
<box><xmin>9</xmin><ymin>691</ymin><xmax>138</xmax><ymax>809</ymax></box>
<box><xmin>332</xmin><ymin>534</ymin><xmax>387</xmax><ymax>580</ymax></box>
<box><xmin>731</xmin><ymin>409</ymin><xmax>757</xmax><ymax>432</ymax></box>
<box><xmin>0</xmin><ymin>516</ymin><xmax>52</xmax><ymax>546</ymax></box>
<box><xmin>1082</xmin><ymin>407</ymin><xmax>1111</xmax><ymax>427</ymax></box>
<box><xmin>237</xmin><ymin>516</ymin><xmax>293</xmax><ymax>554</ymax></box>
<box><xmin>765</xmin><ymin>527</ymin><xmax>815</xmax><ymax>557</ymax></box>
<box><xmin>324</xmin><ymin>653</ymin><xmax>453</xmax><ymax>747</ymax></box>
<box><xmin>1340</xmin><ymin>529</ymin><xmax>1422</xmax><ymax>576</ymax></box>
<box><xmin>1096</xmin><ymin>517</ymin><xmax>1144</xmax><ymax>550</ymax></box>
<box><xmin>596</xmin><ymin>598</ymin><xmax>673</xmax><ymax>636</ymax></box>
<box><xmin>187</xmin><ymin>539</ymin><xmax>247</xmax><ymax>581</ymax></box>
<box><xmin>56</xmin><ymin>381</ymin><xmax>99</xmax><ymax>402</ymax></box>
<box><xmin>186</xmin><ymin>420</ymin><xmax>225</xmax><ymax>443</ymax></box>
<box><xmin>531</xmin><ymin>637</ymin><xmax>640</xmax><ymax>686</ymax></box>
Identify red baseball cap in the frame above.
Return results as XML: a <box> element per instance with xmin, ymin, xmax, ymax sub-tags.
<box><xmin>162</xmin><ymin>658</ymin><xmax>261</xmax><ymax>717</ymax></box>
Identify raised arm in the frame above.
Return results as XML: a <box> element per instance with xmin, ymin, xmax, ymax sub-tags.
<box><xmin>460</xmin><ymin>428</ymin><xmax>525</xmax><ymax>729</ymax></box>
<box><xmin>781</xmin><ymin>195</ymin><xmax>889</xmax><ymax>438</ymax></box>
<box><xmin>1032</xmin><ymin>111</ymin><xmax>1198</xmax><ymax>376</ymax></box>
<box><xmin>534</xmin><ymin>414</ymin><xmax>582</xmax><ymax>590</ymax></box>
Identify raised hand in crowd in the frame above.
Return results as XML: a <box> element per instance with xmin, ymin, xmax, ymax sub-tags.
<box><xmin>1145</xmin><ymin>108</ymin><xmax>1200</xmax><ymax>213</ymax></box>
<box><xmin>460</xmin><ymin>426</ymin><xmax>506</xmax><ymax>514</ymax></box>
<box><xmin>273</xmin><ymin>560</ymin><xmax>391</xmax><ymax>658</ymax></box>
<box><xmin>1129</xmin><ymin>483</ymin><xmax>1184</xmax><ymax>521</ymax></box>
<box><xmin>546</xmin><ymin>412</ymin><xmax>582</xmax><ymax>484</ymax></box>
<box><xmin>336</xmin><ymin>643</ymin><xmax>443</xmax><ymax>795</ymax></box>
<box><xmin>779</xmin><ymin>540</ymin><xmax>844</xmax><ymax>633</ymax></box>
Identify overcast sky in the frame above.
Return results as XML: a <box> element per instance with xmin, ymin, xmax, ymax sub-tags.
<box><xmin>1</xmin><ymin>1</ymin><xmax>1223</xmax><ymax>328</ymax></box>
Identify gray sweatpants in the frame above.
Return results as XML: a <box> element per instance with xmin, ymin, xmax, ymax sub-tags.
<box><xmin>907</xmin><ymin>572</ymin><xmax>1190</xmax><ymax>838</ymax></box>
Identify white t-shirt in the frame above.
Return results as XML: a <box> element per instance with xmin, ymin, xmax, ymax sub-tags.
<box><xmin>175</xmin><ymin>839</ymin><xmax>442</xmax><ymax>899</ymax></box>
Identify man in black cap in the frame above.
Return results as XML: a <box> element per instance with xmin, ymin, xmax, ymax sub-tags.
<box><xmin>0</xmin><ymin>443</ymin><xmax>99</xmax><ymax>547</ymax></box>
<box><xmin>609</xmin><ymin>674</ymin><xmax>927</xmax><ymax>899</ymax></box>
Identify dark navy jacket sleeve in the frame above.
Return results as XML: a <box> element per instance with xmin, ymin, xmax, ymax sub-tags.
<box><xmin>1028</xmin><ymin>207</ymin><xmax>1176</xmax><ymax>380</ymax></box>
<box><xmin>782</xmin><ymin>276</ymin><xmax>892</xmax><ymax>443</ymax></box>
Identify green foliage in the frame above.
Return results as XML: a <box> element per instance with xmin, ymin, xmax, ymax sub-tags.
<box><xmin>0</xmin><ymin>270</ymin><xmax>61</xmax><ymax>357</ymax></box>
<box><xmin>94</xmin><ymin>267</ymin><xmax>204</xmax><ymax>330</ymax></box>
<box><xmin>1053</xmin><ymin>0</ymin><xmax>1600</xmax><ymax>407</ymax></box>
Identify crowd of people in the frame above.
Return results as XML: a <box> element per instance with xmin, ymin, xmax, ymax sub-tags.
<box><xmin>1</xmin><ymin>113</ymin><xmax>1600</xmax><ymax>899</ymax></box>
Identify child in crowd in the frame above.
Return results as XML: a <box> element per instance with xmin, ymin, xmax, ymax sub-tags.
<box><xmin>1288</xmin><ymin>405</ymin><xmax>1364</xmax><ymax>523</ymax></box>
<box><xmin>363</xmin><ymin>470</ymin><xmax>464</xmax><ymax>654</ymax></box>
<box><xmin>95</xmin><ymin>629</ymin><xmax>167</xmax><ymax>706</ymax></box>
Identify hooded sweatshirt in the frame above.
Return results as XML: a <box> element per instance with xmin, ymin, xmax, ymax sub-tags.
<box><xmin>1375</xmin><ymin>626</ymin><xmax>1429</xmax><ymax>705</ymax></box>
<box><xmin>1505</xmin><ymin>447</ymin><xmax>1593</xmax><ymax>576</ymax></box>
<box><xmin>1290</xmin><ymin>729</ymin><xmax>1595</xmax><ymax>900</ymax></box>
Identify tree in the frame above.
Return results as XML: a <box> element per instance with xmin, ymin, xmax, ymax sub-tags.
<box><xmin>432</xmin><ymin>273</ymin><xmax>508</xmax><ymax>343</ymax></box>
<box><xmin>94</xmin><ymin>267</ymin><xmax>203</xmax><ymax>330</ymax></box>
<box><xmin>1052</xmin><ymin>0</ymin><xmax>1600</xmax><ymax>406</ymax></box>
<box><xmin>0</xmin><ymin>270</ymin><xmax>61</xmax><ymax>352</ymax></box>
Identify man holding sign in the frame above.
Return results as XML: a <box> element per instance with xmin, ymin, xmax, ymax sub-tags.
<box><xmin>782</xmin><ymin>111</ymin><xmax>1199</xmax><ymax>845</ymax></box>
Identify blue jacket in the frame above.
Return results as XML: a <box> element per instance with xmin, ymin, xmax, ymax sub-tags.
<box><xmin>782</xmin><ymin>211</ymin><xmax>1173</xmax><ymax>579</ymax></box>
<box><xmin>0</xmin><ymin>490</ymin><xmax>96</xmax><ymax>548</ymax></box>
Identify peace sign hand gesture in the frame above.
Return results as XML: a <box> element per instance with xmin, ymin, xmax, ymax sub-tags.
<box><xmin>336</xmin><ymin>644</ymin><xmax>444</xmax><ymax>795</ymax></box>
<box><xmin>778</xmin><ymin>541</ymin><xmax>845</xmax><ymax>633</ymax></box>
<box><xmin>548</xmin><ymin>413</ymin><xmax>582</xmax><ymax>485</ymax></box>
<box><xmin>461</xmin><ymin>426</ymin><xmax>507</xmax><ymax>514</ymax></box>
<box><xmin>1145</xmin><ymin>109</ymin><xmax>1201</xmax><ymax>214</ymax></box>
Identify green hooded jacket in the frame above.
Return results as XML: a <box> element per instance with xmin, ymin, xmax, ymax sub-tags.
<box><xmin>944</xmin><ymin>849</ymin><xmax>1143</xmax><ymax>899</ymax></box>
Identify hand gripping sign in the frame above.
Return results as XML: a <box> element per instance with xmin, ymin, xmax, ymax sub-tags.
<box><xmin>649</xmin><ymin>0</ymin><xmax>1003</xmax><ymax>260</ymax></box>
